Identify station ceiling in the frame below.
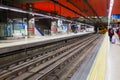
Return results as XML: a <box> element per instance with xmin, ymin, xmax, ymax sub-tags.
<box><xmin>22</xmin><ymin>0</ymin><xmax>108</xmax><ymax>17</ymax></box>
<box><xmin>2</xmin><ymin>0</ymin><xmax>120</xmax><ymax>26</ymax></box>
<box><xmin>112</xmin><ymin>0</ymin><xmax>120</xmax><ymax>14</ymax></box>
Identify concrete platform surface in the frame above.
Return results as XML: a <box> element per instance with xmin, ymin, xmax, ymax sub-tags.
<box><xmin>0</xmin><ymin>32</ymin><xmax>92</xmax><ymax>54</ymax></box>
<box><xmin>106</xmin><ymin>33</ymin><xmax>120</xmax><ymax>80</ymax></box>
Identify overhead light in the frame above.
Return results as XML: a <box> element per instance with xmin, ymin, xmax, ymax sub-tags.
<box><xmin>94</xmin><ymin>16</ymin><xmax>97</xmax><ymax>18</ymax></box>
<box><xmin>0</xmin><ymin>5</ymin><xmax>74</xmax><ymax>23</ymax></box>
<box><xmin>0</xmin><ymin>5</ymin><xmax>27</xmax><ymax>13</ymax></box>
<box><xmin>9</xmin><ymin>8</ymin><xmax>27</xmax><ymax>13</ymax></box>
<box><xmin>0</xmin><ymin>6</ymin><xmax>9</xmax><ymax>10</ymax></box>
<box><xmin>108</xmin><ymin>0</ymin><xmax>114</xmax><ymax>26</ymax></box>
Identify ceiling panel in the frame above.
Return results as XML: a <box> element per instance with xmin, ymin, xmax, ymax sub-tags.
<box><xmin>33</xmin><ymin>1</ymin><xmax>80</xmax><ymax>17</ymax></box>
<box><xmin>69</xmin><ymin>0</ymin><xmax>94</xmax><ymax>16</ymax></box>
<box><xmin>112</xmin><ymin>0</ymin><xmax>120</xmax><ymax>14</ymax></box>
<box><xmin>23</xmin><ymin>0</ymin><xmax>116</xmax><ymax>17</ymax></box>
<box><xmin>88</xmin><ymin>0</ymin><xmax>107</xmax><ymax>16</ymax></box>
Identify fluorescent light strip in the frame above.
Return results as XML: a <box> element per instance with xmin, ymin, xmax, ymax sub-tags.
<box><xmin>0</xmin><ymin>6</ymin><xmax>9</xmax><ymax>9</ymax></box>
<box><xmin>0</xmin><ymin>5</ymin><xmax>95</xmax><ymax>25</ymax></box>
<box><xmin>0</xmin><ymin>5</ymin><xmax>73</xmax><ymax>23</ymax></box>
<box><xmin>10</xmin><ymin>8</ymin><xmax>27</xmax><ymax>13</ymax></box>
<box><xmin>108</xmin><ymin>0</ymin><xmax>114</xmax><ymax>26</ymax></box>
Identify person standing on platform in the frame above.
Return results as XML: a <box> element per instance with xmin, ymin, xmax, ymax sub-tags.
<box><xmin>108</xmin><ymin>28</ymin><xmax>114</xmax><ymax>42</ymax></box>
<box><xmin>117</xmin><ymin>28</ymin><xmax>120</xmax><ymax>40</ymax></box>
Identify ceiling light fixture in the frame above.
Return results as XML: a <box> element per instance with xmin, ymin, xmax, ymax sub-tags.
<box><xmin>108</xmin><ymin>0</ymin><xmax>114</xmax><ymax>27</ymax></box>
<box><xmin>0</xmin><ymin>5</ymin><xmax>73</xmax><ymax>23</ymax></box>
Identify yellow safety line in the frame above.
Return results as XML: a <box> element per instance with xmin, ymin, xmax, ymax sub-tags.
<box><xmin>87</xmin><ymin>34</ymin><xmax>107</xmax><ymax>80</ymax></box>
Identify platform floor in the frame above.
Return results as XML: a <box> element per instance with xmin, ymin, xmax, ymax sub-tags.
<box><xmin>86</xmin><ymin>32</ymin><xmax>120</xmax><ymax>80</ymax></box>
<box><xmin>106</xmin><ymin>33</ymin><xmax>120</xmax><ymax>80</ymax></box>
<box><xmin>0</xmin><ymin>32</ymin><xmax>91</xmax><ymax>48</ymax></box>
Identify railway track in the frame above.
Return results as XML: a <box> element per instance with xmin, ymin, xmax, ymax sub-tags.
<box><xmin>0</xmin><ymin>34</ymin><xmax>90</xmax><ymax>64</ymax></box>
<box><xmin>0</xmin><ymin>34</ymin><xmax>103</xmax><ymax>80</ymax></box>
<box><xmin>24</xmin><ymin>34</ymin><xmax>102</xmax><ymax>80</ymax></box>
<box><xmin>0</xmin><ymin>34</ymin><xmax>91</xmax><ymax>70</ymax></box>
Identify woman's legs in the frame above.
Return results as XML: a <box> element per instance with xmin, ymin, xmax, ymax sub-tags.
<box><xmin>110</xmin><ymin>36</ymin><xmax>112</xmax><ymax>42</ymax></box>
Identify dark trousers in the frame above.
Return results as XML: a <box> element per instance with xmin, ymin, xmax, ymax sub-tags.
<box><xmin>109</xmin><ymin>36</ymin><xmax>112</xmax><ymax>42</ymax></box>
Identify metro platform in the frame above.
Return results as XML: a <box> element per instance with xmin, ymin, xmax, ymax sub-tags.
<box><xmin>0</xmin><ymin>32</ymin><xmax>120</xmax><ymax>80</ymax></box>
<box><xmin>0</xmin><ymin>32</ymin><xmax>92</xmax><ymax>54</ymax></box>
<box><xmin>86</xmin><ymin>32</ymin><xmax>120</xmax><ymax>80</ymax></box>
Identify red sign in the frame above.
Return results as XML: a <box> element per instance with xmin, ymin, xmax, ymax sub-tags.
<box><xmin>27</xmin><ymin>28</ymin><xmax>34</xmax><ymax>31</ymax></box>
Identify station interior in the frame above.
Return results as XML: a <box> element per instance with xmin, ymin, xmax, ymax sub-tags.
<box><xmin>0</xmin><ymin>0</ymin><xmax>120</xmax><ymax>80</ymax></box>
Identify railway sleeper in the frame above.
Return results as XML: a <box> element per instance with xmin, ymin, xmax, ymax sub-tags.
<box><xmin>0</xmin><ymin>44</ymin><xmax>79</xmax><ymax>79</ymax></box>
<box><xmin>0</xmin><ymin>42</ymin><xmax>74</xmax><ymax>74</ymax></box>
<box><xmin>27</xmin><ymin>48</ymin><xmax>81</xmax><ymax>80</ymax></box>
<box><xmin>0</xmin><ymin>33</ymin><xmax>92</xmax><ymax>67</ymax></box>
<box><xmin>1</xmin><ymin>34</ymin><xmax>94</xmax><ymax>71</ymax></box>
<box><xmin>10</xmin><ymin>37</ymin><xmax>94</xmax><ymax>80</ymax></box>
<box><xmin>0</xmin><ymin>41</ymin><xmax>81</xmax><ymax>77</ymax></box>
<box><xmin>24</xmin><ymin>36</ymin><xmax>97</xmax><ymax>80</ymax></box>
<box><xmin>41</xmin><ymin>37</ymin><xmax>100</xmax><ymax>80</ymax></box>
<box><xmin>0</xmin><ymin>34</ymin><xmax>97</xmax><ymax>79</ymax></box>
<box><xmin>0</xmin><ymin>41</ymin><xmax>66</xmax><ymax>68</ymax></box>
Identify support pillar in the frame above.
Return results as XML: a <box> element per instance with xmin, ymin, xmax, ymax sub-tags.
<box><xmin>51</xmin><ymin>20</ymin><xmax>57</xmax><ymax>35</ymax></box>
<box><xmin>57</xmin><ymin>19</ymin><xmax>63</xmax><ymax>33</ymax></box>
<box><xmin>26</xmin><ymin>3</ymin><xmax>35</xmax><ymax>37</ymax></box>
<box><xmin>67</xmin><ymin>23</ymin><xmax>72</xmax><ymax>33</ymax></box>
<box><xmin>27</xmin><ymin>18</ymin><xmax>35</xmax><ymax>37</ymax></box>
<box><xmin>77</xmin><ymin>23</ymin><xmax>81</xmax><ymax>32</ymax></box>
